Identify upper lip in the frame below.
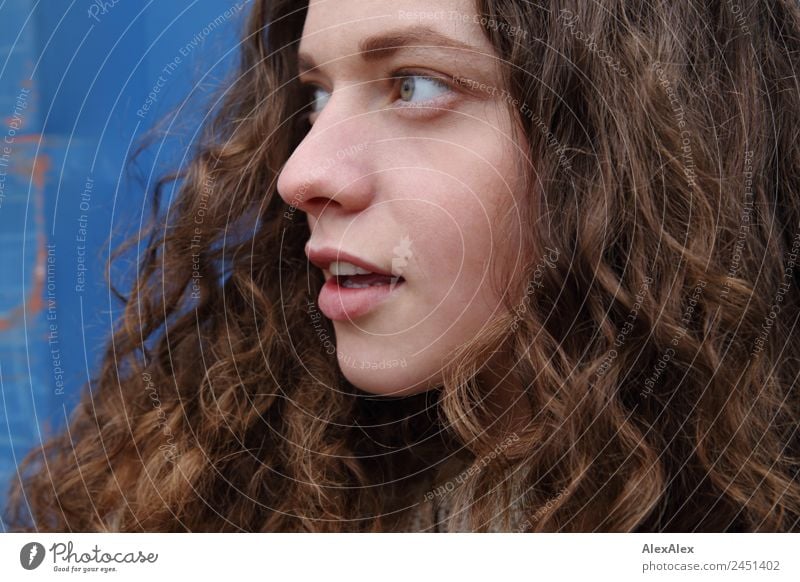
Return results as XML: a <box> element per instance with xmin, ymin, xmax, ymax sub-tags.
<box><xmin>306</xmin><ymin>245</ymin><xmax>396</xmax><ymax>277</ymax></box>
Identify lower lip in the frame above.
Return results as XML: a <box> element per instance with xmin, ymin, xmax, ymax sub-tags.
<box><xmin>317</xmin><ymin>277</ymin><xmax>405</xmax><ymax>321</ymax></box>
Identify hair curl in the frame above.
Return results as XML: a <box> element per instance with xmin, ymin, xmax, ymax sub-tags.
<box><xmin>6</xmin><ymin>0</ymin><xmax>800</xmax><ymax>532</ymax></box>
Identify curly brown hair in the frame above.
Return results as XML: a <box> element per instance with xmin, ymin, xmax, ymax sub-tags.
<box><xmin>5</xmin><ymin>0</ymin><xmax>800</xmax><ymax>532</ymax></box>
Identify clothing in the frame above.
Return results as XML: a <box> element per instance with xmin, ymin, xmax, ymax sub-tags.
<box><xmin>396</xmin><ymin>473</ymin><xmax>528</xmax><ymax>532</ymax></box>
<box><xmin>399</xmin><ymin>489</ymin><xmax>469</xmax><ymax>532</ymax></box>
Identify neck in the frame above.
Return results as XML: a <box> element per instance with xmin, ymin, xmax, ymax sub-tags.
<box><xmin>476</xmin><ymin>350</ymin><xmax>531</xmax><ymax>439</ymax></box>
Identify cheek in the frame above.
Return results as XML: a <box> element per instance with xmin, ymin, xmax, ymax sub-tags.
<box><xmin>408</xmin><ymin>142</ymin><xmax>520</xmax><ymax>305</ymax></box>
<box><xmin>359</xmin><ymin>182</ymin><xmax>512</xmax><ymax>362</ymax></box>
<box><xmin>429</xmin><ymin>204</ymin><xmax>509</xmax><ymax>324</ymax></box>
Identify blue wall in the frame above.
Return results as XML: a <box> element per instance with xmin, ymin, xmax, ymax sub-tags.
<box><xmin>0</xmin><ymin>0</ymin><xmax>249</xmax><ymax>529</ymax></box>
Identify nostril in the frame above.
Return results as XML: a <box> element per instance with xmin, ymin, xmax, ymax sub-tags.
<box><xmin>306</xmin><ymin>196</ymin><xmax>341</xmax><ymax>213</ymax></box>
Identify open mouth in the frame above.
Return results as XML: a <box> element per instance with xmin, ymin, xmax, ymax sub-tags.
<box><xmin>335</xmin><ymin>273</ymin><xmax>405</xmax><ymax>289</ymax></box>
<box><xmin>309</xmin><ymin>252</ymin><xmax>408</xmax><ymax>320</ymax></box>
<box><xmin>318</xmin><ymin>274</ymin><xmax>406</xmax><ymax>321</ymax></box>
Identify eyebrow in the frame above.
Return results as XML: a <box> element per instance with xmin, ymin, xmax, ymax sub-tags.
<box><xmin>297</xmin><ymin>25</ymin><xmax>483</xmax><ymax>75</ymax></box>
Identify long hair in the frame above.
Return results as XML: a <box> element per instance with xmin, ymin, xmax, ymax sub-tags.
<box><xmin>6</xmin><ymin>0</ymin><xmax>800</xmax><ymax>532</ymax></box>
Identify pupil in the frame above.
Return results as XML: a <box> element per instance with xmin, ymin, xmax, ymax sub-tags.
<box><xmin>401</xmin><ymin>77</ymin><xmax>414</xmax><ymax>100</ymax></box>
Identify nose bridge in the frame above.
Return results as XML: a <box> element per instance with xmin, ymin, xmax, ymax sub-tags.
<box><xmin>278</xmin><ymin>96</ymin><xmax>374</xmax><ymax>215</ymax></box>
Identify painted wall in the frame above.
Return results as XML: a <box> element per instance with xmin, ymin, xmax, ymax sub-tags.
<box><xmin>0</xmin><ymin>0</ymin><xmax>249</xmax><ymax>528</ymax></box>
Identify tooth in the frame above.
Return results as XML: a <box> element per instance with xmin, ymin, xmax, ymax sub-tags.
<box><xmin>342</xmin><ymin>280</ymin><xmax>371</xmax><ymax>289</ymax></box>
<box><xmin>330</xmin><ymin>261</ymin><xmax>372</xmax><ymax>276</ymax></box>
<box><xmin>341</xmin><ymin>278</ymin><xmax>392</xmax><ymax>289</ymax></box>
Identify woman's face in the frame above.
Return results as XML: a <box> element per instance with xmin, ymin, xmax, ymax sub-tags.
<box><xmin>277</xmin><ymin>0</ymin><xmax>526</xmax><ymax>396</ymax></box>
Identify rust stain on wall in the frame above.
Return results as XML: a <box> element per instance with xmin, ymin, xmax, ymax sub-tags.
<box><xmin>0</xmin><ymin>141</ymin><xmax>50</xmax><ymax>330</ymax></box>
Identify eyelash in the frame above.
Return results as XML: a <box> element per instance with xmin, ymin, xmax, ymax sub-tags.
<box><xmin>298</xmin><ymin>69</ymin><xmax>458</xmax><ymax>125</ymax></box>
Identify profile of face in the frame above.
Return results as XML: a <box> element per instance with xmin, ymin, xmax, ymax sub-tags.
<box><xmin>277</xmin><ymin>0</ymin><xmax>526</xmax><ymax>397</ymax></box>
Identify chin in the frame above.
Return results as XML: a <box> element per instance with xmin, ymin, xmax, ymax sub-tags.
<box><xmin>339</xmin><ymin>364</ymin><xmax>434</xmax><ymax>398</ymax></box>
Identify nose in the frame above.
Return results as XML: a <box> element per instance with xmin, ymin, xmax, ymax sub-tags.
<box><xmin>277</xmin><ymin>94</ymin><xmax>375</xmax><ymax>220</ymax></box>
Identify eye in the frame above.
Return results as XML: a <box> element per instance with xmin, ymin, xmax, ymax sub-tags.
<box><xmin>311</xmin><ymin>86</ymin><xmax>331</xmax><ymax>113</ymax></box>
<box><xmin>396</xmin><ymin>73</ymin><xmax>451</xmax><ymax>104</ymax></box>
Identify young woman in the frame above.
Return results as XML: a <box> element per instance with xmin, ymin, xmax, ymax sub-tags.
<box><xmin>7</xmin><ymin>0</ymin><xmax>800</xmax><ymax>532</ymax></box>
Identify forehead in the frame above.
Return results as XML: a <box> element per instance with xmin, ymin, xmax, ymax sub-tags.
<box><xmin>299</xmin><ymin>0</ymin><xmax>496</xmax><ymax>62</ymax></box>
